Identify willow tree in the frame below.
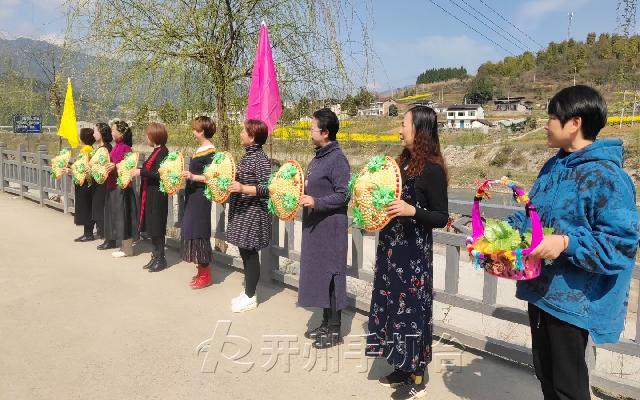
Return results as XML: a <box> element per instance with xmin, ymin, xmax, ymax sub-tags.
<box><xmin>69</xmin><ymin>0</ymin><xmax>371</xmax><ymax>150</ymax></box>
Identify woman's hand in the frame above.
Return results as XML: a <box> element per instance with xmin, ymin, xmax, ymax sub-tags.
<box><xmin>228</xmin><ymin>181</ymin><xmax>244</xmax><ymax>193</ymax></box>
<box><xmin>300</xmin><ymin>195</ymin><xmax>315</xmax><ymax>208</ymax></box>
<box><xmin>131</xmin><ymin>168</ymin><xmax>141</xmax><ymax>177</ymax></box>
<box><xmin>62</xmin><ymin>167</ymin><xmax>71</xmax><ymax>175</ymax></box>
<box><xmin>181</xmin><ymin>171</ymin><xmax>193</xmax><ymax>181</ymax></box>
<box><xmin>529</xmin><ymin>234</ymin><xmax>568</xmax><ymax>260</ymax></box>
<box><xmin>105</xmin><ymin>163</ymin><xmax>115</xmax><ymax>173</ymax></box>
<box><xmin>386</xmin><ymin>199</ymin><xmax>416</xmax><ymax>218</ymax></box>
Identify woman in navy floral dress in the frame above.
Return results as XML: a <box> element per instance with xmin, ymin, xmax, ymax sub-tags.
<box><xmin>367</xmin><ymin>106</ymin><xmax>449</xmax><ymax>398</ymax></box>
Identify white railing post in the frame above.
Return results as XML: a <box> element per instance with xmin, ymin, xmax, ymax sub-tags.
<box><xmin>17</xmin><ymin>143</ymin><xmax>25</xmax><ymax>198</ymax></box>
<box><xmin>0</xmin><ymin>142</ymin><xmax>5</xmax><ymax>193</ymax></box>
<box><xmin>37</xmin><ymin>145</ymin><xmax>47</xmax><ymax>206</ymax></box>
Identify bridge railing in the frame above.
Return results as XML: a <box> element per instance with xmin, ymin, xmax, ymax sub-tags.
<box><xmin>1</xmin><ymin>142</ymin><xmax>638</xmax><ymax>397</ymax></box>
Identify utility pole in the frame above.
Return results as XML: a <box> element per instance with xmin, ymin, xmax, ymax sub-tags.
<box><xmin>632</xmin><ymin>91</ymin><xmax>637</xmax><ymax>126</ymax></box>
<box><xmin>619</xmin><ymin>90</ymin><xmax>627</xmax><ymax>129</ymax></box>
<box><xmin>573</xmin><ymin>66</ymin><xmax>577</xmax><ymax>86</ymax></box>
<box><xmin>567</xmin><ymin>12</ymin><xmax>574</xmax><ymax>41</ymax></box>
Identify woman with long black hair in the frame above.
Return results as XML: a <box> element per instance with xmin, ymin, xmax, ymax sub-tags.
<box><xmin>366</xmin><ymin>106</ymin><xmax>449</xmax><ymax>399</ymax></box>
<box><xmin>92</xmin><ymin>122</ymin><xmax>112</xmax><ymax>242</ymax></box>
<box><xmin>99</xmin><ymin>120</ymin><xmax>139</xmax><ymax>257</ymax></box>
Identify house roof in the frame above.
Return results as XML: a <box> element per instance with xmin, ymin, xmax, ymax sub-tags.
<box><xmin>494</xmin><ymin>97</ymin><xmax>528</xmax><ymax>104</ymax></box>
<box><xmin>447</xmin><ymin>104</ymin><xmax>483</xmax><ymax>111</ymax></box>
<box><xmin>474</xmin><ymin>119</ymin><xmax>493</xmax><ymax>126</ymax></box>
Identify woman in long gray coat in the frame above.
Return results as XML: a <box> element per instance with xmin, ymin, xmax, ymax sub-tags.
<box><xmin>298</xmin><ymin>108</ymin><xmax>350</xmax><ymax>349</ymax></box>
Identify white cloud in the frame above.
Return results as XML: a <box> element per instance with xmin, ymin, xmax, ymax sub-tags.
<box><xmin>515</xmin><ymin>0</ymin><xmax>591</xmax><ymax>28</ymax></box>
<box><xmin>39</xmin><ymin>32</ymin><xmax>65</xmax><ymax>46</ymax></box>
<box><xmin>374</xmin><ymin>34</ymin><xmax>503</xmax><ymax>89</ymax></box>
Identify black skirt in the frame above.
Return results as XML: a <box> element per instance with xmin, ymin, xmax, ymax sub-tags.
<box><xmin>139</xmin><ymin>184</ymin><xmax>168</xmax><ymax>237</ymax></box>
<box><xmin>181</xmin><ymin>238</ymin><xmax>212</xmax><ymax>264</ymax></box>
<box><xmin>74</xmin><ymin>183</ymin><xmax>94</xmax><ymax>226</ymax></box>
<box><xmin>104</xmin><ymin>186</ymin><xmax>139</xmax><ymax>241</ymax></box>
<box><xmin>92</xmin><ymin>182</ymin><xmax>107</xmax><ymax>223</ymax></box>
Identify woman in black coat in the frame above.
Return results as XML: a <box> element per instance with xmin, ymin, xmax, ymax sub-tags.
<box><xmin>132</xmin><ymin>122</ymin><xmax>169</xmax><ymax>272</ymax></box>
<box><xmin>92</xmin><ymin>122</ymin><xmax>113</xmax><ymax>240</ymax></box>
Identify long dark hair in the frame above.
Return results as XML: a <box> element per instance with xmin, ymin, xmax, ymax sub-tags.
<box><xmin>113</xmin><ymin>120</ymin><xmax>133</xmax><ymax>147</ymax></box>
<box><xmin>95</xmin><ymin>122</ymin><xmax>112</xmax><ymax>143</ymax></box>
<box><xmin>397</xmin><ymin>106</ymin><xmax>448</xmax><ymax>181</ymax></box>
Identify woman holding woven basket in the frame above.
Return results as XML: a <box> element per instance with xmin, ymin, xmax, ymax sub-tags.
<box><xmin>226</xmin><ymin>119</ymin><xmax>272</xmax><ymax>313</ymax></box>
<box><xmin>366</xmin><ymin>106</ymin><xmax>449</xmax><ymax>397</ymax></box>
<box><xmin>92</xmin><ymin>122</ymin><xmax>112</xmax><ymax>241</ymax></box>
<box><xmin>180</xmin><ymin>116</ymin><xmax>216</xmax><ymax>289</ymax></box>
<box><xmin>130</xmin><ymin>123</ymin><xmax>169</xmax><ymax>272</ymax></box>
<box><xmin>100</xmin><ymin>120</ymin><xmax>139</xmax><ymax>257</ymax></box>
<box><xmin>61</xmin><ymin>128</ymin><xmax>97</xmax><ymax>242</ymax></box>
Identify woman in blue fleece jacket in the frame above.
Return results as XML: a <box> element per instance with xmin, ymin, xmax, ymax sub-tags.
<box><xmin>507</xmin><ymin>85</ymin><xmax>639</xmax><ymax>400</ymax></box>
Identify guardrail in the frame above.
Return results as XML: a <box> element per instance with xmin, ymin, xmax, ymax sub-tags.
<box><xmin>1</xmin><ymin>142</ymin><xmax>638</xmax><ymax>397</ymax></box>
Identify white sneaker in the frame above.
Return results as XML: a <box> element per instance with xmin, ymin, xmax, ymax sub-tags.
<box><xmin>111</xmin><ymin>251</ymin><xmax>126</xmax><ymax>258</ymax></box>
<box><xmin>231</xmin><ymin>294</ymin><xmax>257</xmax><ymax>313</ymax></box>
<box><xmin>231</xmin><ymin>291</ymin><xmax>247</xmax><ymax>306</ymax></box>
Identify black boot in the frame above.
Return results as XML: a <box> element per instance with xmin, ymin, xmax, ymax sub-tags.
<box><xmin>312</xmin><ymin>309</ymin><xmax>342</xmax><ymax>349</ymax></box>
<box><xmin>97</xmin><ymin>240</ymin><xmax>117</xmax><ymax>250</ymax></box>
<box><xmin>148</xmin><ymin>256</ymin><xmax>168</xmax><ymax>273</ymax></box>
<box><xmin>304</xmin><ymin>309</ymin><xmax>329</xmax><ymax>339</ymax></box>
<box><xmin>143</xmin><ymin>254</ymin><xmax>156</xmax><ymax>270</ymax></box>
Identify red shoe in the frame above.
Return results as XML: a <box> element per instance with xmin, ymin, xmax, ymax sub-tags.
<box><xmin>190</xmin><ymin>266</ymin><xmax>203</xmax><ymax>285</ymax></box>
<box><xmin>191</xmin><ymin>266</ymin><xmax>212</xmax><ymax>289</ymax></box>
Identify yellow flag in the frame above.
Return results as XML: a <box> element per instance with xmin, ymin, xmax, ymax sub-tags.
<box><xmin>57</xmin><ymin>78</ymin><xmax>79</xmax><ymax>148</ymax></box>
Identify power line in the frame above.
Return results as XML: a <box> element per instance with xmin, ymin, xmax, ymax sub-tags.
<box><xmin>457</xmin><ymin>0</ymin><xmax>533</xmax><ymax>52</ymax></box>
<box><xmin>447</xmin><ymin>0</ymin><xmax>528</xmax><ymax>53</ymax></box>
<box><xmin>478</xmin><ymin>0</ymin><xmax>544</xmax><ymax>49</ymax></box>
<box><xmin>427</xmin><ymin>0</ymin><xmax>515</xmax><ymax>55</ymax></box>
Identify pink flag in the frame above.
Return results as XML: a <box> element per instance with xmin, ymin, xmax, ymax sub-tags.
<box><xmin>246</xmin><ymin>22</ymin><xmax>282</xmax><ymax>135</ymax></box>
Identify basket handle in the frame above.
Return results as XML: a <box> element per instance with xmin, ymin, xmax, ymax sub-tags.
<box><xmin>471</xmin><ymin>178</ymin><xmax>543</xmax><ymax>255</ymax></box>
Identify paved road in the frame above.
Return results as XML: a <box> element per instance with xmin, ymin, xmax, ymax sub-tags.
<box><xmin>0</xmin><ymin>193</ymin><xmax>543</xmax><ymax>400</ymax></box>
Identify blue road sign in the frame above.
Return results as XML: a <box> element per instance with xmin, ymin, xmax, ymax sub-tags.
<box><xmin>13</xmin><ymin>115</ymin><xmax>42</xmax><ymax>134</ymax></box>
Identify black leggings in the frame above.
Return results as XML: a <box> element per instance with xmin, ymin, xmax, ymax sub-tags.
<box><xmin>83</xmin><ymin>222</ymin><xmax>94</xmax><ymax>236</ymax></box>
<box><xmin>152</xmin><ymin>236</ymin><xmax>165</xmax><ymax>257</ymax></box>
<box><xmin>239</xmin><ymin>248</ymin><xmax>260</xmax><ymax>298</ymax></box>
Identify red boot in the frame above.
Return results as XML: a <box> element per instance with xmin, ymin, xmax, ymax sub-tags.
<box><xmin>191</xmin><ymin>265</ymin><xmax>212</xmax><ymax>289</ymax></box>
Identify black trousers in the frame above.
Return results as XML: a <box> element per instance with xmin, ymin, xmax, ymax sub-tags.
<box><xmin>323</xmin><ymin>276</ymin><xmax>341</xmax><ymax>330</ymax></box>
<box><xmin>151</xmin><ymin>236</ymin><xmax>165</xmax><ymax>257</ymax></box>
<box><xmin>239</xmin><ymin>248</ymin><xmax>260</xmax><ymax>298</ymax></box>
<box><xmin>528</xmin><ymin>304</ymin><xmax>590</xmax><ymax>400</ymax></box>
<box><xmin>83</xmin><ymin>222</ymin><xmax>94</xmax><ymax>236</ymax></box>
<box><xmin>95</xmin><ymin>220</ymin><xmax>104</xmax><ymax>237</ymax></box>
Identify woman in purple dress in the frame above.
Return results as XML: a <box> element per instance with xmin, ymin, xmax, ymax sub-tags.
<box><xmin>298</xmin><ymin>108</ymin><xmax>350</xmax><ymax>349</ymax></box>
<box><xmin>367</xmin><ymin>106</ymin><xmax>449</xmax><ymax>398</ymax></box>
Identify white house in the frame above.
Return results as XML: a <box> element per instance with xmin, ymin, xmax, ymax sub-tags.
<box><xmin>494</xmin><ymin>97</ymin><xmax>533</xmax><ymax>112</ymax></box>
<box><xmin>445</xmin><ymin>104</ymin><xmax>485</xmax><ymax>129</ymax></box>
<box><xmin>330</xmin><ymin>103</ymin><xmax>342</xmax><ymax>116</ymax></box>
<box><xmin>357</xmin><ymin>99</ymin><xmax>397</xmax><ymax>117</ymax></box>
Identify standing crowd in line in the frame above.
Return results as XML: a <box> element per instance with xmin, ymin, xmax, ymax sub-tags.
<box><xmin>60</xmin><ymin>84</ymin><xmax>639</xmax><ymax>400</ymax></box>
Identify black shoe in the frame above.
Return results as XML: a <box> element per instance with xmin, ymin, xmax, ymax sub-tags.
<box><xmin>74</xmin><ymin>234</ymin><xmax>86</xmax><ymax>242</ymax></box>
<box><xmin>311</xmin><ymin>328</ymin><xmax>342</xmax><ymax>349</ymax></box>
<box><xmin>97</xmin><ymin>240</ymin><xmax>117</xmax><ymax>250</ymax></box>
<box><xmin>304</xmin><ymin>323</ymin><xmax>328</xmax><ymax>339</ymax></box>
<box><xmin>148</xmin><ymin>256</ymin><xmax>168</xmax><ymax>273</ymax></box>
<box><xmin>142</xmin><ymin>256</ymin><xmax>156</xmax><ymax>270</ymax></box>
<box><xmin>378</xmin><ymin>370</ymin><xmax>412</xmax><ymax>388</ymax></box>
<box><xmin>75</xmin><ymin>234</ymin><xmax>95</xmax><ymax>242</ymax></box>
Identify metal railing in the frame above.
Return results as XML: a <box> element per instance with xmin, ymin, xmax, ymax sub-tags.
<box><xmin>1</xmin><ymin>142</ymin><xmax>639</xmax><ymax>397</ymax></box>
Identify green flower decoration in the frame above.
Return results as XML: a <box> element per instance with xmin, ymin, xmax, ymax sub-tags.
<box><xmin>267</xmin><ymin>172</ymin><xmax>276</xmax><ymax>186</ymax></box>
<box><xmin>523</xmin><ymin>227</ymin><xmax>555</xmax><ymax>247</ymax></box>
<box><xmin>91</xmin><ymin>171</ymin><xmax>102</xmax><ymax>182</ymax></box>
<box><xmin>167</xmin><ymin>171</ymin><xmax>181</xmax><ymax>186</ymax></box>
<box><xmin>50</xmin><ymin>169</ymin><xmax>57</xmax><ymax>179</ymax></box>
<box><xmin>347</xmin><ymin>172</ymin><xmax>359</xmax><ymax>196</ymax></box>
<box><xmin>267</xmin><ymin>198</ymin><xmax>277</xmax><ymax>215</ymax></box>
<box><xmin>124</xmin><ymin>154</ymin><xmax>136</xmax><ymax>169</ymax></box>
<box><xmin>76</xmin><ymin>163</ymin><xmax>85</xmax><ymax>173</ymax></box>
<box><xmin>203</xmin><ymin>186</ymin><xmax>213</xmax><ymax>201</ymax></box>
<box><xmin>116</xmin><ymin>176</ymin><xmax>123</xmax><ymax>188</ymax></box>
<box><xmin>60</xmin><ymin>149</ymin><xmax>70</xmax><ymax>155</ymax></box>
<box><xmin>159</xmin><ymin>181</ymin><xmax>167</xmax><ymax>194</ymax></box>
<box><xmin>72</xmin><ymin>176</ymin><xmax>79</xmax><ymax>185</ymax></box>
<box><xmin>212</xmin><ymin>152</ymin><xmax>226</xmax><ymax>164</ymax></box>
<box><xmin>167</xmin><ymin>152</ymin><xmax>178</xmax><ymax>161</ymax></box>
<box><xmin>483</xmin><ymin>219</ymin><xmax>522</xmax><ymax>252</ymax></box>
<box><xmin>366</xmin><ymin>155</ymin><xmax>386</xmax><ymax>172</ymax></box>
<box><xmin>280</xmin><ymin>163</ymin><xmax>298</xmax><ymax>179</ymax></box>
<box><xmin>216</xmin><ymin>176</ymin><xmax>230</xmax><ymax>191</ymax></box>
<box><xmin>352</xmin><ymin>207</ymin><xmax>365</xmax><ymax>228</ymax></box>
<box><xmin>280</xmin><ymin>193</ymin><xmax>299</xmax><ymax>212</ymax></box>
<box><xmin>371</xmin><ymin>185</ymin><xmax>395</xmax><ymax>209</ymax></box>
<box><xmin>98</xmin><ymin>154</ymin><xmax>107</xmax><ymax>165</ymax></box>
<box><xmin>55</xmin><ymin>159</ymin><xmax>66</xmax><ymax>168</ymax></box>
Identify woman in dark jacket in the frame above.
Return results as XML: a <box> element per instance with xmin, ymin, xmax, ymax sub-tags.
<box><xmin>132</xmin><ymin>122</ymin><xmax>169</xmax><ymax>272</ymax></box>
<box><xmin>298</xmin><ymin>108</ymin><xmax>351</xmax><ymax>350</ymax></box>
<box><xmin>181</xmin><ymin>116</ymin><xmax>216</xmax><ymax>289</ymax></box>
<box><xmin>92</xmin><ymin>122</ymin><xmax>112</xmax><ymax>241</ymax></box>
<box><xmin>226</xmin><ymin>119</ymin><xmax>272</xmax><ymax>313</ymax></box>
<box><xmin>367</xmin><ymin>106</ymin><xmax>449</xmax><ymax>397</ymax></box>
<box><xmin>64</xmin><ymin>128</ymin><xmax>96</xmax><ymax>242</ymax></box>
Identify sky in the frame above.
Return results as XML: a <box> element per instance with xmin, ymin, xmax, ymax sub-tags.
<box><xmin>0</xmin><ymin>0</ymin><xmax>628</xmax><ymax>92</ymax></box>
